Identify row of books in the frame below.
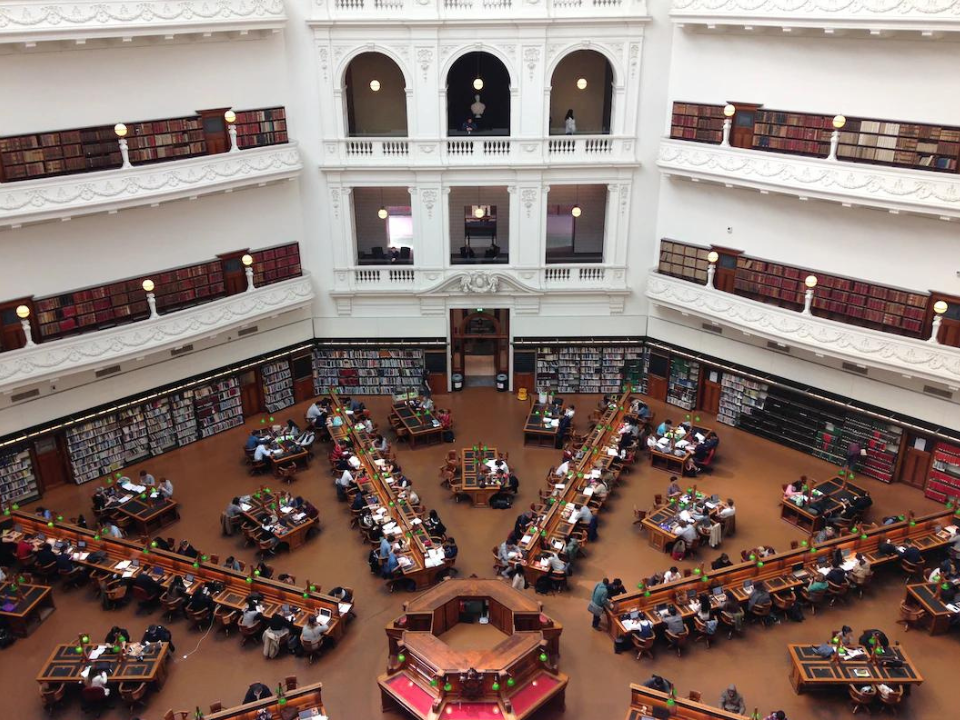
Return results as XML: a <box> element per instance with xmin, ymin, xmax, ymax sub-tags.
<box><xmin>0</xmin><ymin>448</ymin><xmax>39</xmax><ymax>505</ymax></box>
<box><xmin>262</xmin><ymin>360</ymin><xmax>295</xmax><ymax>413</ymax></box>
<box><xmin>666</xmin><ymin>357</ymin><xmax>700</xmax><ymax>410</ymax></box>
<box><xmin>716</xmin><ymin>373</ymin><xmax>768</xmax><ymax>427</ymax></box>
<box><xmin>535</xmin><ymin>345</ymin><xmax>642</xmax><ymax>393</ymax></box>
<box><xmin>312</xmin><ymin>347</ymin><xmax>425</xmax><ymax>396</ymax></box>
<box><xmin>926</xmin><ymin>442</ymin><xmax>960</xmax><ymax>503</ymax></box>
<box><xmin>195</xmin><ymin>378</ymin><xmax>244</xmax><ymax>439</ymax></box>
<box><xmin>65</xmin><ymin>416</ymin><xmax>126</xmax><ymax>485</ymax></box>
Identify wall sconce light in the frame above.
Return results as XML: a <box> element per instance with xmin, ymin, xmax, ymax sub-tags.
<box><xmin>576</xmin><ymin>78</ymin><xmax>587</xmax><ymax>90</ymax></box>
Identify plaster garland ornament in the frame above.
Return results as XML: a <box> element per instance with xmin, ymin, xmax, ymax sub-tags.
<box><xmin>0</xmin><ymin>146</ymin><xmax>301</xmax><ymax>226</ymax></box>
<box><xmin>658</xmin><ymin>140</ymin><xmax>960</xmax><ymax>217</ymax></box>
<box><xmin>0</xmin><ymin>0</ymin><xmax>285</xmax><ymax>31</ymax></box>
<box><xmin>646</xmin><ymin>274</ymin><xmax>960</xmax><ymax>383</ymax></box>
<box><xmin>629</xmin><ymin>43</ymin><xmax>640</xmax><ymax>78</ymax></box>
<box><xmin>417</xmin><ymin>47</ymin><xmax>433</xmax><ymax>81</ymax></box>
<box><xmin>523</xmin><ymin>46</ymin><xmax>540</xmax><ymax>80</ymax></box>
<box><xmin>329</xmin><ymin>187</ymin><xmax>341</xmax><ymax>218</ymax></box>
<box><xmin>318</xmin><ymin>47</ymin><xmax>329</xmax><ymax>81</ymax></box>
<box><xmin>0</xmin><ymin>278</ymin><xmax>313</xmax><ymax>389</ymax></box>
<box><xmin>420</xmin><ymin>189</ymin><xmax>438</xmax><ymax>218</ymax></box>
<box><xmin>459</xmin><ymin>272</ymin><xmax>500</xmax><ymax>293</ymax></box>
<box><xmin>521</xmin><ymin>188</ymin><xmax>538</xmax><ymax>217</ymax></box>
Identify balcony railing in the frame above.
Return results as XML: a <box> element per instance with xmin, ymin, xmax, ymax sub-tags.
<box><xmin>0</xmin><ymin>275</ymin><xmax>314</xmax><ymax>392</ymax></box>
<box><xmin>313</xmin><ymin>0</ymin><xmax>648</xmax><ymax>21</ymax></box>
<box><xmin>339</xmin><ymin>264</ymin><xmax>625</xmax><ymax>293</ymax></box>
<box><xmin>646</xmin><ymin>270</ymin><xmax>960</xmax><ymax>387</ymax></box>
<box><xmin>670</xmin><ymin>0</ymin><xmax>960</xmax><ymax>35</ymax></box>
<box><xmin>0</xmin><ymin>143</ymin><xmax>303</xmax><ymax>228</ymax></box>
<box><xmin>0</xmin><ymin>0</ymin><xmax>287</xmax><ymax>45</ymax></box>
<box><xmin>657</xmin><ymin>137</ymin><xmax>960</xmax><ymax>220</ymax></box>
<box><xmin>322</xmin><ymin>136</ymin><xmax>637</xmax><ymax>169</ymax></box>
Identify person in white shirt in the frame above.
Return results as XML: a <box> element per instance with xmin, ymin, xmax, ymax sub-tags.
<box><xmin>591</xmin><ymin>480</ymin><xmax>609</xmax><ymax>499</ymax></box>
<box><xmin>677</xmin><ymin>522</ymin><xmax>697</xmax><ymax>545</ymax></box>
<box><xmin>662</xmin><ymin>566</ymin><xmax>681</xmax><ymax>583</ymax></box>
<box><xmin>254</xmin><ymin>443</ymin><xmax>278</xmax><ymax>462</ymax></box>
<box><xmin>564</xmin><ymin>405</ymin><xmax>576</xmax><ymax>418</ymax></box>
<box><xmin>408</xmin><ymin>489</ymin><xmax>421</xmax><ymax>506</ymax></box>
<box><xmin>718</xmin><ymin>500</ymin><xmax>736</xmax><ymax>519</ymax></box>
<box><xmin>338</xmin><ymin>469</ymin><xmax>354</xmax><ymax>489</ymax></box>
<box><xmin>421</xmin><ymin>397</ymin><xmax>435</xmax><ymax>412</ymax></box>
<box><xmin>88</xmin><ymin>669</ymin><xmax>111</xmax><ymax>696</ymax></box>
<box><xmin>555</xmin><ymin>460</ymin><xmax>570</xmax><ymax>477</ymax></box>
<box><xmin>361</xmin><ymin>418</ymin><xmax>374</xmax><ymax>433</ymax></box>
<box><xmin>158</xmin><ymin>477</ymin><xmax>174</xmax><ymax>498</ymax></box>
<box><xmin>571</xmin><ymin>505</ymin><xmax>593</xmax><ymax>525</ymax></box>
<box><xmin>100</xmin><ymin>521</ymin><xmax>123</xmax><ymax>539</ymax></box>
<box><xmin>545</xmin><ymin>553</ymin><xmax>567</xmax><ymax>573</ymax></box>
<box><xmin>138</xmin><ymin>470</ymin><xmax>155</xmax><ymax>487</ymax></box>
<box><xmin>306</xmin><ymin>402</ymin><xmax>323</xmax><ymax>423</ymax></box>
<box><xmin>487</xmin><ymin>458</ymin><xmax>510</xmax><ymax>476</ymax></box>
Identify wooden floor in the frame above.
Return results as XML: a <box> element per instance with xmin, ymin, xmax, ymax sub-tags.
<box><xmin>12</xmin><ymin>388</ymin><xmax>949</xmax><ymax>720</ymax></box>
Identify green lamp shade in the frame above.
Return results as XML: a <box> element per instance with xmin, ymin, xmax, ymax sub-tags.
<box><xmin>539</xmin><ymin>653</ymin><xmax>548</xmax><ymax>662</ymax></box>
<box><xmin>56</xmin><ymin>515</ymin><xmax>63</xmax><ymax>521</ymax></box>
<box><xmin>644</xmin><ymin>590</ymin><xmax>651</xmax><ymax>597</ymax></box>
<box><xmin>800</xmin><ymin>540</ymin><xmax>808</xmax><ymax>547</ymax></box>
<box><xmin>757</xmin><ymin>561</ymin><xmax>764</xmax><ymax>568</ymax></box>
<box><xmin>309</xmin><ymin>584</ymin><xmax>317</xmax><ymax>592</ymax></box>
<box><xmin>75</xmin><ymin>646</ymin><xmax>83</xmax><ymax>653</ymax></box>
<box><xmin>112</xmin><ymin>645</ymin><xmax>120</xmax><ymax>653</ymax></box>
<box><xmin>151</xmin><ymin>541</ymin><xmax>158</xmax><ymax>548</ymax></box>
<box><xmin>398</xmin><ymin>653</ymin><xmax>406</xmax><ymax>662</ymax></box>
<box><xmin>693</xmin><ymin>568</ymin><xmax>701</xmax><ymax>575</ymax></box>
<box><xmin>430</xmin><ymin>679</ymin><xmax>438</xmax><ymax>687</ymax></box>
<box><xmin>444</xmin><ymin>683</ymin><xmax>453</xmax><ymax>692</ymax></box>
<box><xmin>47</xmin><ymin>521</ymin><xmax>54</xmax><ymax>527</ymax></box>
<box><xmin>701</xmin><ymin>575</ymin><xmax>709</xmax><ymax>582</ymax></box>
<box><xmin>246</xmin><ymin>577</ymin><xmax>254</xmax><ymax>583</ymax></box>
<box><xmin>82</xmin><ymin>635</ymin><xmax>90</xmax><ymax>643</ymax></box>
<box><xmin>492</xmin><ymin>682</ymin><xmax>500</xmax><ymax>691</ymax></box>
<box><xmin>507</xmin><ymin>678</ymin><xmax>515</xmax><ymax>687</ymax></box>
<box><xmin>278</xmin><ymin>698</ymin><xmax>287</xmax><ymax>706</ymax></box>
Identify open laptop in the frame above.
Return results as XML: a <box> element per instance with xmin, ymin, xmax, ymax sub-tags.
<box><xmin>712</xmin><ymin>586</ymin><xmax>724</xmax><ymax>597</ymax></box>
<box><xmin>318</xmin><ymin>607</ymin><xmax>333</xmax><ymax>621</ymax></box>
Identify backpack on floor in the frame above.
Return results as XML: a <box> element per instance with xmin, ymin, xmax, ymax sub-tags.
<box><xmin>534</xmin><ymin>576</ymin><xmax>553</xmax><ymax>595</ymax></box>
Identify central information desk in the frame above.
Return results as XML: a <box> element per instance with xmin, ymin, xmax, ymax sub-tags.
<box><xmin>380</xmin><ymin>579</ymin><xmax>567</xmax><ymax>720</ymax></box>
<box><xmin>208</xmin><ymin>682</ymin><xmax>327</xmax><ymax>720</ymax></box>
<box><xmin>780</xmin><ymin>476</ymin><xmax>868</xmax><ymax>532</ymax></box>
<box><xmin>607</xmin><ymin>507</ymin><xmax>956</xmax><ymax>640</ymax></box>
<box><xmin>4</xmin><ymin>512</ymin><xmax>350</xmax><ymax>642</ymax></box>
<box><xmin>519</xmin><ymin>390</ymin><xmax>632</xmax><ymax>581</ymax></box>
<box><xmin>625</xmin><ymin>684</ymin><xmax>751</xmax><ymax>720</ymax></box>
<box><xmin>330</xmin><ymin>393</ymin><xmax>447</xmax><ymax>589</ymax></box>
<box><xmin>787</xmin><ymin>643</ymin><xmax>923</xmax><ymax>694</ymax></box>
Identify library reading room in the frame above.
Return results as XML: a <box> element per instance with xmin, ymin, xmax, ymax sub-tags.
<box><xmin>2</xmin><ymin>3</ymin><xmax>960</xmax><ymax>720</ymax></box>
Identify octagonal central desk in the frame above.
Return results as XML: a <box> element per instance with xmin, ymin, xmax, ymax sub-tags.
<box><xmin>379</xmin><ymin>579</ymin><xmax>567</xmax><ymax>720</ymax></box>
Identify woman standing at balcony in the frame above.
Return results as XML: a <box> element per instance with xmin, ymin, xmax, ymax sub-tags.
<box><xmin>564</xmin><ymin>109</ymin><xmax>576</xmax><ymax>135</ymax></box>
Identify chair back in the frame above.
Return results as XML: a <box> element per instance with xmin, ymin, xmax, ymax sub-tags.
<box><xmin>81</xmin><ymin>686</ymin><xmax>108</xmax><ymax>704</ymax></box>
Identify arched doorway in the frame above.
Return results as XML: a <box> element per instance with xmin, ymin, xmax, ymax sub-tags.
<box><xmin>446</xmin><ymin>51</ymin><xmax>511</xmax><ymax>136</ymax></box>
<box><xmin>548</xmin><ymin>50</ymin><xmax>614</xmax><ymax>135</ymax></box>
<box><xmin>450</xmin><ymin>308</ymin><xmax>510</xmax><ymax>387</ymax></box>
<box><xmin>344</xmin><ymin>52</ymin><xmax>408</xmax><ymax>136</ymax></box>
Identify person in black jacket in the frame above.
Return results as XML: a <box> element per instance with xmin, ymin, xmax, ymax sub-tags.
<box><xmin>900</xmin><ymin>540</ymin><xmax>922</xmax><ymax>564</ymax></box>
<box><xmin>105</xmin><ymin>626</ymin><xmax>130</xmax><ymax>644</ymax></box>
<box><xmin>185</xmin><ymin>586</ymin><xmax>214</xmax><ymax>613</ymax></box>
<box><xmin>243</xmin><ymin>683</ymin><xmax>272</xmax><ymax>704</ymax></box>
<box><xmin>825</xmin><ymin>564</ymin><xmax>848</xmax><ymax>586</ymax></box>
<box><xmin>35</xmin><ymin>544</ymin><xmax>57</xmax><ymax>568</ymax></box>
<box><xmin>132</xmin><ymin>571</ymin><xmax>163</xmax><ymax>600</ymax></box>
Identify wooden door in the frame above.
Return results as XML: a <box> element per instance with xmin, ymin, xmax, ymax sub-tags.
<box><xmin>710</xmin><ymin>246</ymin><xmax>743</xmax><ymax>294</ymax></box>
<box><xmin>218</xmin><ymin>250</ymin><xmax>249</xmax><ymax>296</ymax></box>
<box><xmin>33</xmin><ymin>435</ymin><xmax>69</xmax><ymax>490</ymax></box>
<box><xmin>699</xmin><ymin>368</ymin><xmax>722</xmax><ymax>415</ymax></box>
<box><xmin>291</xmin><ymin>353</ymin><xmax>315</xmax><ymax>403</ymax></box>
<box><xmin>899</xmin><ymin>443</ymin><xmax>932</xmax><ymax>489</ymax></box>
<box><xmin>199</xmin><ymin>108</ymin><xmax>230</xmax><ymax>155</ymax></box>
<box><xmin>646</xmin><ymin>351</ymin><xmax>670</xmax><ymax>402</ymax></box>
<box><xmin>239</xmin><ymin>370</ymin><xmax>262</xmax><ymax>417</ymax></box>
<box><xmin>729</xmin><ymin>102</ymin><xmax>761</xmax><ymax>150</ymax></box>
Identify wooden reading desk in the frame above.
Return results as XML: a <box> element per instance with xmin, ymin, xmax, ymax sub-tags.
<box><xmin>100</xmin><ymin>482</ymin><xmax>180</xmax><ymax>536</ymax></box>
<box><xmin>905</xmin><ymin>581</ymin><xmax>960</xmax><ymax>635</ymax></box>
<box><xmin>649</xmin><ymin>426</ymin><xmax>713</xmax><ymax>474</ymax></box>
<box><xmin>641</xmin><ymin>493</ymin><xmax>730</xmax><ymax>553</ymax></box>
<box><xmin>4</xmin><ymin>512</ymin><xmax>349</xmax><ymax>641</ymax></box>
<box><xmin>626</xmin><ymin>684</ymin><xmax>750</xmax><ymax>720</ymax></box>
<box><xmin>523</xmin><ymin>403</ymin><xmax>563</xmax><ymax>447</ymax></box>
<box><xmin>239</xmin><ymin>490</ymin><xmax>318</xmax><ymax>550</ymax></box>
<box><xmin>518</xmin><ymin>390</ymin><xmax>631</xmax><ymax>580</ymax></box>
<box><xmin>787</xmin><ymin>643</ymin><xmax>923</xmax><ymax>694</ymax></box>
<box><xmin>391</xmin><ymin>401</ymin><xmax>443</xmax><ymax>448</ymax></box>
<box><xmin>458</xmin><ymin>446</ymin><xmax>503</xmax><ymax>507</ymax></box>
<box><xmin>208</xmin><ymin>681</ymin><xmax>327</xmax><ymax>720</ymax></box>
<box><xmin>36</xmin><ymin>640</ymin><xmax>171</xmax><ymax>688</ymax></box>
<box><xmin>780</xmin><ymin>476</ymin><xmax>868</xmax><ymax>532</ymax></box>
<box><xmin>329</xmin><ymin>393</ymin><xmax>448</xmax><ymax>589</ymax></box>
<box><xmin>0</xmin><ymin>580</ymin><xmax>55</xmax><ymax>636</ymax></box>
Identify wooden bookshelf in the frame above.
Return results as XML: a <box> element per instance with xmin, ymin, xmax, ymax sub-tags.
<box><xmin>142</xmin><ymin>398</ymin><xmax>178</xmax><ymax>455</ymax></box>
<box><xmin>658</xmin><ymin>239</ymin><xmax>710</xmax><ymax>284</ymax></box>
<box><xmin>195</xmin><ymin>377</ymin><xmax>244</xmax><ymax>438</ymax></box>
<box><xmin>0</xmin><ymin>105</ymin><xmax>288</xmax><ymax>183</ymax></box>
<box><xmin>717</xmin><ymin>372</ymin><xmax>768</xmax><ymax>427</ymax></box>
<box><xmin>251</xmin><ymin>242</ymin><xmax>302</xmax><ymax>286</ymax></box>
<box><xmin>65</xmin><ymin>415</ymin><xmax>125</xmax><ymax>485</ymax></box>
<box><xmin>837</xmin><ymin>118</ymin><xmax>960</xmax><ymax>173</ymax></box>
<box><xmin>234</xmin><ymin>107</ymin><xmax>287</xmax><ymax>149</ymax></box>
<box><xmin>262</xmin><ymin>359</ymin><xmax>295</xmax><ymax>412</ymax></box>
<box><xmin>0</xmin><ymin>447</ymin><xmax>39</xmax><ymax>505</ymax></box>
<box><xmin>171</xmin><ymin>390</ymin><xmax>199</xmax><ymax>447</ymax></box>
<box><xmin>669</xmin><ymin>102</ymin><xmax>725</xmax><ymax>144</ymax></box>
<box><xmin>313</xmin><ymin>348</ymin><xmax>425</xmax><ymax>396</ymax></box>
<box><xmin>534</xmin><ymin>345</ymin><xmax>642</xmax><ymax>394</ymax></box>
<box><xmin>666</xmin><ymin>356</ymin><xmax>700</xmax><ymax>410</ymax></box>
<box><xmin>118</xmin><ymin>405</ymin><xmax>150</xmax><ymax>465</ymax></box>
<box><xmin>926</xmin><ymin>441</ymin><xmax>960</xmax><ymax>502</ymax></box>
<box><xmin>752</xmin><ymin>110</ymin><xmax>832</xmax><ymax>157</ymax></box>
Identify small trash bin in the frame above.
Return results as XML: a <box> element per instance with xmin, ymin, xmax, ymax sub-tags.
<box><xmin>496</xmin><ymin>373</ymin><xmax>508</xmax><ymax>392</ymax></box>
<box><xmin>452</xmin><ymin>373</ymin><xmax>464</xmax><ymax>392</ymax></box>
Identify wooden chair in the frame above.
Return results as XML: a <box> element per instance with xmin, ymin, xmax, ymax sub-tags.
<box><xmin>771</xmin><ymin>590</ymin><xmax>796</xmax><ymax>621</ymax></box>
<box><xmin>879</xmin><ymin>686</ymin><xmax>904</xmax><ymax>714</ymax></box>
<box><xmin>631</xmin><ymin>633</ymin><xmax>655</xmax><ymax>661</ymax></box>
<box><xmin>277</xmin><ymin>463</ymin><xmax>298</xmax><ymax>484</ymax></box>
<box><xmin>239</xmin><ymin>619</ymin><xmax>265</xmax><ymax>646</ymax></box>
<box><xmin>34</xmin><ymin>560</ymin><xmax>58</xmax><ymax>581</ymax></box>
<box><xmin>213</xmin><ymin>606</ymin><xmax>238</xmax><ymax>635</ymax></box>
<box><xmin>719</xmin><ymin>610</ymin><xmax>743</xmax><ymax>640</ymax></box>
<box><xmin>285</xmin><ymin>675</ymin><xmax>298</xmax><ymax>691</ymax></box>
<box><xmin>80</xmin><ymin>686</ymin><xmax>112</xmax><ymax>716</ymax></box>
<box><xmin>249</xmin><ymin>459</ymin><xmax>269</xmax><ymax>476</ymax></box>
<box><xmin>159</xmin><ymin>591</ymin><xmax>184</xmax><ymax>620</ymax></box>
<box><xmin>851</xmin><ymin>572</ymin><xmax>873</xmax><ymax>599</ymax></box>
<box><xmin>665</xmin><ymin>627</ymin><xmax>690</xmax><ymax>657</ymax></box>
<box><xmin>653</xmin><ymin>494</ymin><xmax>663</xmax><ymax>507</ymax></box>
<box><xmin>748</xmin><ymin>602</ymin><xmax>773</xmax><ymax>628</ymax></box>
<box><xmin>186</xmin><ymin>605</ymin><xmax>213</xmax><ymax>630</ymax></box>
<box><xmin>848</xmin><ymin>684</ymin><xmax>876</xmax><ymax>714</ymax></box>
<box><xmin>59</xmin><ymin>563</ymin><xmax>86</xmax><ymax>589</ymax></box>
<box><xmin>302</xmin><ymin>636</ymin><xmax>324</xmax><ymax>664</ymax></box>
<box><xmin>39</xmin><ymin>682</ymin><xmax>66</xmax><ymax>713</ymax></box>
<box><xmin>100</xmin><ymin>578</ymin><xmax>129</xmax><ymax>610</ymax></box>
<box><xmin>827</xmin><ymin>580</ymin><xmax>850</xmax><ymax>606</ymax></box>
<box><xmin>692</xmin><ymin>615</ymin><xmax>714</xmax><ymax>648</ymax></box>
<box><xmin>688</xmin><ymin>690</ymin><xmax>702</xmax><ymax>702</ymax></box>
<box><xmin>492</xmin><ymin>546</ymin><xmax>507</xmax><ymax>576</ymax></box>
<box><xmin>900</xmin><ymin>558</ymin><xmax>924</xmax><ymax>584</ymax></box>
<box><xmin>800</xmin><ymin>587</ymin><xmax>826</xmax><ymax>615</ymax></box>
<box><xmin>897</xmin><ymin>600</ymin><xmax>926</xmax><ymax>632</ymax></box>
<box><xmin>119</xmin><ymin>682</ymin><xmax>148</xmax><ymax>712</ymax></box>
<box><xmin>209</xmin><ymin>702</ymin><xmax>223</xmax><ymax>713</ymax></box>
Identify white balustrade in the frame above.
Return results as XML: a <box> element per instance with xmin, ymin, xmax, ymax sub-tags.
<box><xmin>342</xmin><ymin>265</ymin><xmax>620</xmax><ymax>292</ymax></box>
<box><xmin>389</xmin><ymin>269</ymin><xmax>416</xmax><ymax>283</ymax></box>
<box><xmin>313</xmin><ymin>0</ymin><xmax>644</xmax><ymax>20</ymax></box>
<box><xmin>355</xmin><ymin>269</ymin><xmax>382</xmax><ymax>283</ymax></box>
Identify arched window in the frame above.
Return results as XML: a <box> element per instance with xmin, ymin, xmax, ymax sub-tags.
<box><xmin>446</xmin><ymin>52</ymin><xmax>511</xmax><ymax>136</ymax></box>
<box><xmin>344</xmin><ymin>52</ymin><xmax>408</xmax><ymax>137</ymax></box>
<box><xmin>549</xmin><ymin>50</ymin><xmax>614</xmax><ymax>136</ymax></box>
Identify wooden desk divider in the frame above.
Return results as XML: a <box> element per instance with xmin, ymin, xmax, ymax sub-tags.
<box><xmin>609</xmin><ymin>507</ymin><xmax>956</xmax><ymax>638</ymax></box>
<box><xmin>207</xmin><ymin>681</ymin><xmax>325</xmax><ymax>720</ymax></box>
<box><xmin>626</xmin><ymin>684</ymin><xmax>751</xmax><ymax>720</ymax></box>
<box><xmin>4</xmin><ymin>511</ymin><xmax>348</xmax><ymax>640</ymax></box>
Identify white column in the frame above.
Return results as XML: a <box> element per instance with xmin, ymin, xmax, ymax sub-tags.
<box><xmin>802</xmin><ymin>288</ymin><xmax>815</xmax><ymax>315</ymax></box>
<box><xmin>146</xmin><ymin>292</ymin><xmax>159</xmax><ymax>319</ymax></box>
<box><xmin>721</xmin><ymin>118</ymin><xmax>732</xmax><ymax>147</ymax></box>
<box><xmin>227</xmin><ymin>123</ymin><xmax>239</xmax><ymax>153</ymax></box>
<box><xmin>20</xmin><ymin>318</ymin><xmax>35</xmax><ymax>347</ymax></box>
<box><xmin>118</xmin><ymin>138</ymin><xmax>132</xmax><ymax>169</ymax></box>
<box><xmin>245</xmin><ymin>266</ymin><xmax>255</xmax><ymax>292</ymax></box>
<box><xmin>928</xmin><ymin>314</ymin><xmax>944</xmax><ymax>344</ymax></box>
<box><xmin>827</xmin><ymin>129</ymin><xmax>840</xmax><ymax>161</ymax></box>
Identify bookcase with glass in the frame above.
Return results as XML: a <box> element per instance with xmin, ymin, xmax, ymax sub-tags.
<box><xmin>251</xmin><ymin>243</ymin><xmax>302</xmax><ymax>286</ymax></box>
<box><xmin>534</xmin><ymin>345</ymin><xmax>643</xmax><ymax>394</ymax></box>
<box><xmin>313</xmin><ymin>348</ymin><xmax>425</xmax><ymax>395</ymax></box>
<box><xmin>0</xmin><ymin>447</ymin><xmax>39</xmax><ymax>505</ymax></box>
<box><xmin>840</xmin><ymin>416</ymin><xmax>902</xmax><ymax>484</ymax></box>
<box><xmin>717</xmin><ymin>373</ymin><xmax>769</xmax><ymax>427</ymax></box>
<box><xmin>119</xmin><ymin>405</ymin><xmax>150</xmax><ymax>465</ymax></box>
<box><xmin>658</xmin><ymin>240</ymin><xmax>710</xmax><ymax>284</ymax></box>
<box><xmin>926</xmin><ymin>441</ymin><xmax>960</xmax><ymax>503</ymax></box>
<box><xmin>142</xmin><ymin>398</ymin><xmax>178</xmax><ymax>455</ymax></box>
<box><xmin>171</xmin><ymin>390</ymin><xmax>199</xmax><ymax>447</ymax></box>
<box><xmin>234</xmin><ymin>107</ymin><xmax>288</xmax><ymax>149</ymax></box>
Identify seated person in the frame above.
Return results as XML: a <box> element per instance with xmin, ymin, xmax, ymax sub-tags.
<box><xmin>243</xmin><ymin>683</ymin><xmax>273</xmax><ymax>704</ymax></box>
<box><xmin>640</xmin><ymin>675</ymin><xmax>674</xmax><ymax>693</ymax></box>
<box><xmin>848</xmin><ymin>554</ymin><xmax>872</xmax><ymax>584</ymax></box>
<box><xmin>176</xmin><ymin>540</ymin><xmax>199</xmax><ymax>558</ymax></box>
<box><xmin>186</xmin><ymin>585</ymin><xmax>215</xmax><ymax>613</ymax></box>
<box><xmin>666</xmin><ymin>476</ymin><xmax>682</xmax><ymax>497</ymax></box>
<box><xmin>299</xmin><ymin>614</ymin><xmax>328</xmax><ymax>647</ymax></box>
<box><xmin>783</xmin><ymin>479</ymin><xmax>805</xmax><ymax>499</ymax></box>
<box><xmin>226</xmin><ymin>497</ymin><xmax>244</xmax><ymax>518</ymax></box>
<box><xmin>899</xmin><ymin>539</ymin><xmax>922</xmax><ymax>564</ymax></box>
<box><xmin>656</xmin><ymin>420</ymin><xmax>674</xmax><ymax>436</ymax></box>
<box><xmin>711</xmin><ymin>553</ymin><xmax>733</xmax><ymax>570</ymax></box>
<box><xmin>661</xmin><ymin>606</ymin><xmax>686</xmax><ymax>635</ymax></box>
<box><xmin>807</xmin><ymin>575</ymin><xmax>829</xmax><ymax>594</ymax></box>
<box><xmin>223</xmin><ymin>556</ymin><xmax>243</xmax><ymax>571</ymax></box>
<box><xmin>813</xmin><ymin>526</ymin><xmax>837</xmax><ymax>545</ymax></box>
<box><xmin>158</xmin><ymin>477</ymin><xmax>174</xmax><ymax>498</ymax></box>
<box><xmin>35</xmin><ymin>543</ymin><xmax>58</xmax><ymax>568</ymax></box>
<box><xmin>104</xmin><ymin>626</ymin><xmax>130</xmax><ymax>644</ymax></box>
<box><xmin>443</xmin><ymin>537</ymin><xmax>459</xmax><ymax>559</ymax></box>
<box><xmin>240</xmin><ymin>600</ymin><xmax>265</xmax><ymax>628</ymax></box>
<box><xmin>832</xmin><ymin>625</ymin><xmax>855</xmax><ymax>648</ymax></box>
<box><xmin>825</xmin><ymin>563</ymin><xmax>849</xmax><ymax>586</ymax></box>
<box><xmin>747</xmin><ymin>581</ymin><xmax>771</xmax><ymax>612</ymax></box>
<box><xmin>662</xmin><ymin>566</ymin><xmax>681</xmax><ymax>583</ymax></box>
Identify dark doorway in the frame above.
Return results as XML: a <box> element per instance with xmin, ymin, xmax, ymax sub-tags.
<box><xmin>450</xmin><ymin>308</ymin><xmax>509</xmax><ymax>387</ymax></box>
<box><xmin>446</xmin><ymin>52</ymin><xmax>511</xmax><ymax>136</ymax></box>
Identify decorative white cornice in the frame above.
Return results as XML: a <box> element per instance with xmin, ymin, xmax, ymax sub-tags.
<box><xmin>658</xmin><ymin>138</ymin><xmax>960</xmax><ymax>220</ymax></box>
<box><xmin>0</xmin><ymin>0</ymin><xmax>287</xmax><ymax>45</ymax></box>
<box><xmin>0</xmin><ymin>144</ymin><xmax>302</xmax><ymax>229</ymax></box>
<box><xmin>646</xmin><ymin>271</ymin><xmax>960</xmax><ymax>387</ymax></box>
<box><xmin>0</xmin><ymin>276</ymin><xmax>314</xmax><ymax>392</ymax></box>
<box><xmin>670</xmin><ymin>0</ymin><xmax>960</xmax><ymax>34</ymax></box>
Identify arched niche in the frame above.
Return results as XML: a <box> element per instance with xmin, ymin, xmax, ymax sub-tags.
<box><xmin>344</xmin><ymin>52</ymin><xmax>408</xmax><ymax>137</ymax></box>
<box><xmin>549</xmin><ymin>50</ymin><xmax>614</xmax><ymax>136</ymax></box>
<box><xmin>446</xmin><ymin>51</ymin><xmax>511</xmax><ymax>136</ymax></box>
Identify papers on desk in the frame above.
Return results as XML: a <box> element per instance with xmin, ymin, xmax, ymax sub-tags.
<box><xmin>678</xmin><ymin>510</ymin><xmax>692</xmax><ymax>523</ymax></box>
<box><xmin>120</xmin><ymin>482</ymin><xmax>146</xmax><ymax>493</ymax></box>
<box><xmin>521</xmin><ymin>533</ymin><xmax>533</xmax><ymax>545</ymax></box>
<box><xmin>89</xmin><ymin>645</ymin><xmax>108</xmax><ymax>660</ymax></box>
<box><xmin>348</xmin><ymin>456</ymin><xmax>361</xmax><ymax>469</ymax></box>
<box><xmin>425</xmin><ymin>548</ymin><xmax>446</xmax><ymax>568</ymax></box>
<box><xmin>338</xmin><ymin>602</ymin><xmax>353</xmax><ymax>616</ymax></box>
<box><xmin>410</xmin><ymin>518</ymin><xmax>422</xmax><ymax>526</ymax></box>
<box><xmin>114</xmin><ymin>560</ymin><xmax>131</xmax><ymax>571</ymax></box>
<box><xmin>607</xmin><ymin>448</ymin><xmax>618</xmax><ymax>456</ymax></box>
<box><xmin>240</xmin><ymin>503</ymin><xmax>252</xmax><ymax>512</ymax></box>
<box><xmin>694</xmin><ymin>433</ymin><xmax>705</xmax><ymax>444</ymax></box>
<box><xmin>119</xmin><ymin>494</ymin><xmax>134</xmax><ymax>503</ymax></box>
<box><xmin>374</xmin><ymin>459</ymin><xmax>386</xmax><ymax>467</ymax></box>
<box><xmin>844</xmin><ymin>648</ymin><xmax>866</xmax><ymax>659</ymax></box>
<box><xmin>705</xmin><ymin>501</ymin><xmax>718</xmax><ymax>510</ymax></box>
<box><xmin>945</xmin><ymin>603</ymin><xmax>960</xmax><ymax>614</ymax></box>
<box><xmin>676</xmin><ymin>440</ymin><xmax>690</xmax><ymax>449</ymax></box>
<box><xmin>292</xmin><ymin>513</ymin><xmax>306</xmax><ymax>522</ymax></box>
<box><xmin>583</xmin><ymin>487</ymin><xmax>594</xmax><ymax>497</ymax></box>
<box><xmin>280</xmin><ymin>506</ymin><xmax>293</xmax><ymax>514</ymax></box>
<box><xmin>80</xmin><ymin>666</ymin><xmax>92</xmax><ymax>680</ymax></box>
<box><xmin>73</xmin><ymin>552</ymin><xmax>90</xmax><ymax>561</ymax></box>
<box><xmin>397</xmin><ymin>555</ymin><xmax>413</xmax><ymax>569</ymax></box>
<box><xmin>657</xmin><ymin>608</ymin><xmax>671</xmax><ymax>617</ymax></box>
<box><xmin>383</xmin><ymin>523</ymin><xmax>400</xmax><ymax>537</ymax></box>
<box><xmin>621</xmin><ymin>617</ymin><xmax>652</xmax><ymax>632</ymax></box>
